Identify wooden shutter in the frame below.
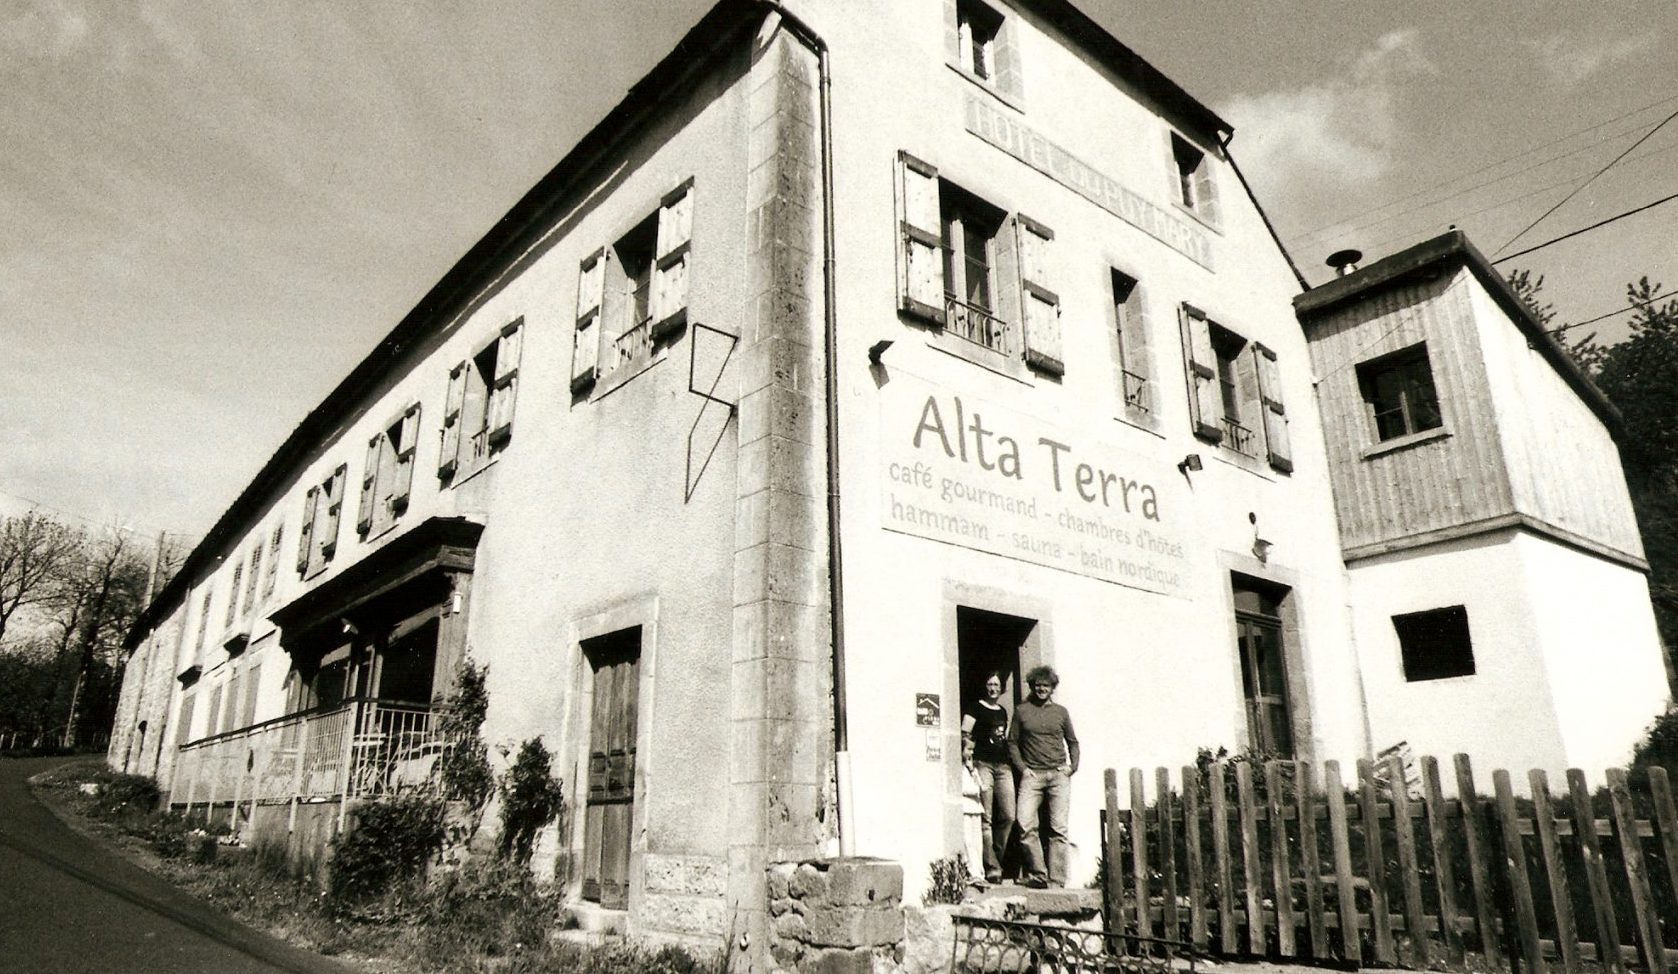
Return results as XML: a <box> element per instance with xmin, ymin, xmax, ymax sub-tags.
<box><xmin>225</xmin><ymin>563</ymin><xmax>243</xmax><ymax>627</ymax></box>
<box><xmin>392</xmin><ymin>403</ymin><xmax>420</xmax><ymax>510</ymax></box>
<box><xmin>175</xmin><ymin>692</ymin><xmax>196</xmax><ymax>746</ymax></box>
<box><xmin>357</xmin><ymin>435</ymin><xmax>380</xmax><ymax>535</ymax></box>
<box><xmin>243</xmin><ymin>663</ymin><xmax>262</xmax><ymax>727</ymax></box>
<box><xmin>651</xmin><ymin>181</ymin><xmax>693</xmax><ymax>339</ymax></box>
<box><xmin>895</xmin><ymin>151</ymin><xmax>945</xmax><ymax>322</ymax></box>
<box><xmin>297</xmin><ymin>487</ymin><xmax>318</xmax><ymax>574</ymax></box>
<box><xmin>265</xmin><ymin>526</ymin><xmax>282</xmax><ymax>596</ymax></box>
<box><xmin>1235</xmin><ymin>346</ymin><xmax>1261</xmax><ymax>455</ymax></box>
<box><xmin>245</xmin><ymin>541</ymin><xmax>262</xmax><ymax>610</ymax></box>
<box><xmin>1194</xmin><ymin>153</ymin><xmax>1220</xmax><ymax>226</ymax></box>
<box><xmin>572</xmin><ymin>251</ymin><xmax>605</xmax><ymax>391</ymax></box>
<box><xmin>439</xmin><ymin>361</ymin><xmax>467</xmax><ymax>475</ymax></box>
<box><xmin>488</xmin><ymin>321</ymin><xmax>521</xmax><ymax>444</ymax></box>
<box><xmin>1179</xmin><ymin>304</ymin><xmax>1223</xmax><ymax>442</ymax></box>
<box><xmin>1014</xmin><ymin>215</ymin><xmax>1061</xmax><ymax>375</ymax></box>
<box><xmin>207</xmin><ymin>685</ymin><xmax>224</xmax><ymax>736</ymax></box>
<box><xmin>319</xmin><ymin>464</ymin><xmax>346</xmax><ymax>558</ymax></box>
<box><xmin>1117</xmin><ymin>278</ymin><xmax>1152</xmax><ymax>413</ymax></box>
<box><xmin>1254</xmin><ymin>344</ymin><xmax>1293</xmax><ymax>473</ymax></box>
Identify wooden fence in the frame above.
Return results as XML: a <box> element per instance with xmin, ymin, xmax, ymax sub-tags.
<box><xmin>1101</xmin><ymin>755</ymin><xmax>1678</xmax><ymax>974</ymax></box>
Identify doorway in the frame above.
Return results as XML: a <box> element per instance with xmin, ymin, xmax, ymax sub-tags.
<box><xmin>581</xmin><ymin>626</ymin><xmax>641</xmax><ymax>910</ymax></box>
<box><xmin>1232</xmin><ymin>576</ymin><xmax>1295</xmax><ymax>758</ymax></box>
<box><xmin>956</xmin><ymin>606</ymin><xmax>1034</xmax><ymax>879</ymax></box>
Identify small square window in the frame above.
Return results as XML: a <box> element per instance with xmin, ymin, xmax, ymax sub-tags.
<box><xmin>1394</xmin><ymin>605</ymin><xmax>1475</xmax><ymax>682</ymax></box>
<box><xmin>957</xmin><ymin>0</ymin><xmax>1004</xmax><ymax>81</ymax></box>
<box><xmin>1170</xmin><ymin>133</ymin><xmax>1219</xmax><ymax>224</ymax></box>
<box><xmin>1357</xmin><ymin>343</ymin><xmax>1443</xmax><ymax>441</ymax></box>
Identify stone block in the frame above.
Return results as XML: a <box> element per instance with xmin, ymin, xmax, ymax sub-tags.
<box><xmin>639</xmin><ymin>892</ymin><xmax>726</xmax><ymax>936</ymax></box>
<box><xmin>822</xmin><ymin>858</ymin><xmax>905</xmax><ymax>907</ymax></box>
<box><xmin>790</xmin><ymin>860</ymin><xmax>830</xmax><ymax>902</ymax></box>
<box><xmin>762</xmin><ymin>435</ymin><xmax>822</xmax><ymax>499</ymax></box>
<box><xmin>770</xmin><ymin>490</ymin><xmax>824</xmax><ymax>554</ymax></box>
<box><xmin>900</xmin><ymin>903</ymin><xmax>957</xmax><ymax>974</ymax></box>
<box><xmin>736</xmin><ymin>489</ymin><xmax>771</xmax><ymax>550</ymax></box>
<box><xmin>805</xmin><ymin>905</ymin><xmax>905</xmax><ymax>949</ymax></box>
<box><xmin>735</xmin><ymin>336</ymin><xmax>818</xmax><ymax>399</ymax></box>
<box><xmin>773</xmin><ymin>907</ymin><xmax>810</xmax><ymax>943</ymax></box>
<box><xmin>807</xmin><ymin>948</ymin><xmax>876</xmax><ymax>974</ymax></box>
<box><xmin>733</xmin><ymin>545</ymin><xmax>769</xmax><ymax>604</ymax></box>
<box><xmin>731</xmin><ymin>656</ymin><xmax>822</xmax><ymax>722</ymax></box>
<box><xmin>767</xmin><ymin>538</ymin><xmax>825</xmax><ymax>606</ymax></box>
<box><xmin>732</xmin><ymin>601</ymin><xmax>769</xmax><ymax>662</ymax></box>
<box><xmin>768</xmin><ymin>861</ymin><xmax>796</xmax><ymax>902</ymax></box>
<box><xmin>644</xmin><ymin>854</ymin><xmax>726</xmax><ymax>897</ymax></box>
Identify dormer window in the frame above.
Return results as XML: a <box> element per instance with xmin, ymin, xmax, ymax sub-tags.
<box><xmin>945</xmin><ymin>0</ymin><xmax>1023</xmax><ymax>103</ymax></box>
<box><xmin>1170</xmin><ymin>132</ymin><xmax>1220</xmax><ymax>227</ymax></box>
<box><xmin>1358</xmin><ymin>344</ymin><xmax>1443</xmax><ymax>441</ymax></box>
<box><xmin>958</xmin><ymin>0</ymin><xmax>1003</xmax><ymax>80</ymax></box>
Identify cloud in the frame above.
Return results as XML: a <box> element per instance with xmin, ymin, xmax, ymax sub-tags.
<box><xmin>1522</xmin><ymin>32</ymin><xmax>1659</xmax><ymax>86</ymax></box>
<box><xmin>0</xmin><ymin>0</ymin><xmax>91</xmax><ymax>60</ymax></box>
<box><xmin>1220</xmin><ymin>30</ymin><xmax>1434</xmax><ymax>209</ymax></box>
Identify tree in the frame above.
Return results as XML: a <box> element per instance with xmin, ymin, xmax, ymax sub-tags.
<box><xmin>1508</xmin><ymin>266</ymin><xmax>1606</xmax><ymax>373</ymax></box>
<box><xmin>0</xmin><ymin>513</ymin><xmax>82</xmax><ymax>647</ymax></box>
<box><xmin>50</xmin><ymin>529</ymin><xmax>151</xmax><ymax>746</ymax></box>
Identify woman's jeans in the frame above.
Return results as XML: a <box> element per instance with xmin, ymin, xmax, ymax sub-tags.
<box><xmin>972</xmin><ymin>760</ymin><xmax>1016</xmax><ymax>879</ymax></box>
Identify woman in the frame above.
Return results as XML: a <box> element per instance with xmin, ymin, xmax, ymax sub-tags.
<box><xmin>961</xmin><ymin>672</ymin><xmax>1015</xmax><ymax>884</ymax></box>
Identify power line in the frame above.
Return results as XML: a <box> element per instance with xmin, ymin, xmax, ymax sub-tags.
<box><xmin>1493</xmin><ymin>104</ymin><xmax>1678</xmax><ymax>256</ymax></box>
<box><xmin>1283</xmin><ymin>93</ymin><xmax>1678</xmax><ymax>242</ymax></box>
<box><xmin>0</xmin><ymin>485</ymin><xmax>198</xmax><ymax>542</ymax></box>
<box><xmin>1490</xmin><ymin>189</ymin><xmax>1678</xmax><ymax>265</ymax></box>
<box><xmin>1556</xmin><ymin>288</ymin><xmax>1678</xmax><ymax>334</ymax></box>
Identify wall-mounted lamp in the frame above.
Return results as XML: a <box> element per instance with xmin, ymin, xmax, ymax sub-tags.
<box><xmin>1252</xmin><ymin>538</ymin><xmax>1274</xmax><ymax>564</ymax></box>
<box><xmin>868</xmin><ymin>339</ymin><xmax>895</xmax><ymax>365</ymax></box>
<box><xmin>1177</xmin><ymin>453</ymin><xmax>1203</xmax><ymax>474</ymax></box>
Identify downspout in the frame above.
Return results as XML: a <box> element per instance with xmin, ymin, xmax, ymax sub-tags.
<box><xmin>754</xmin><ymin>2</ymin><xmax>852</xmax><ymax>856</ymax></box>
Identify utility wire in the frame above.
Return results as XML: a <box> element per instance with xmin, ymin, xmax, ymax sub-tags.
<box><xmin>1554</xmin><ymin>288</ymin><xmax>1678</xmax><ymax>334</ymax></box>
<box><xmin>1490</xmin><ymin>189</ymin><xmax>1678</xmax><ymax>265</ymax></box>
<box><xmin>1493</xmin><ymin>104</ymin><xmax>1678</xmax><ymax>256</ymax></box>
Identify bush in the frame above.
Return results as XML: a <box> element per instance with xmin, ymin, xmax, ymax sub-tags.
<box><xmin>329</xmin><ymin>793</ymin><xmax>446</xmax><ymax>905</ymax></box>
<box><xmin>90</xmin><ymin>772</ymin><xmax>161</xmax><ymax>821</ymax></box>
<box><xmin>923</xmin><ymin>852</ymin><xmax>971</xmax><ymax>905</ymax></box>
<box><xmin>417</xmin><ymin>859</ymin><xmax>559</xmax><ymax>962</ymax></box>
<box><xmin>437</xmin><ymin>660</ymin><xmax>493</xmax><ymax>808</ymax></box>
<box><xmin>498</xmin><ymin>737</ymin><xmax>564</xmax><ymax>864</ymax></box>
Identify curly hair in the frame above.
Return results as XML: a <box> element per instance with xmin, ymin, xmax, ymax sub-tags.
<box><xmin>1024</xmin><ymin>664</ymin><xmax>1059</xmax><ymax>688</ymax></box>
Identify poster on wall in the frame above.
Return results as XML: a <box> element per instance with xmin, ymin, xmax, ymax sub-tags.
<box><xmin>879</xmin><ymin>375</ymin><xmax>1194</xmax><ymax>598</ymax></box>
<box><xmin>914</xmin><ymin>692</ymin><xmax>941</xmax><ymax>727</ymax></box>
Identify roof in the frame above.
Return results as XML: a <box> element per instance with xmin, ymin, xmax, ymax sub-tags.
<box><xmin>1292</xmin><ymin>229</ymin><xmax>1621</xmax><ymax>436</ymax></box>
<box><xmin>127</xmin><ymin>0</ymin><xmax>1236</xmax><ymax>648</ymax></box>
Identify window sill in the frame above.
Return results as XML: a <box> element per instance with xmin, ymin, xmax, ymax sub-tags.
<box><xmin>945</xmin><ymin>61</ymin><xmax>1024</xmax><ymax>114</ymax></box>
<box><xmin>591</xmin><ymin>346</ymin><xmax>668</xmax><ymax>402</ymax></box>
<box><xmin>1361</xmin><ymin>426</ymin><xmax>1451</xmax><ymax>460</ymax></box>
<box><xmin>1211</xmin><ymin>447</ymin><xmax>1276</xmax><ymax>482</ymax></box>
<box><xmin>1170</xmin><ymin>199</ymin><xmax>1223</xmax><ymax>236</ymax></box>
<box><xmin>1112</xmin><ymin>407</ymin><xmax>1164</xmax><ymax>439</ymax></box>
<box><xmin>924</xmin><ymin>330</ymin><xmax>1034</xmax><ymax>385</ymax></box>
<box><xmin>449</xmin><ymin>454</ymin><xmax>501</xmax><ymax>490</ymax></box>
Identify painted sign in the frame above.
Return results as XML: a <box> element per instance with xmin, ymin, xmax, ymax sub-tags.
<box><xmin>964</xmin><ymin>95</ymin><xmax>1215</xmax><ymax>271</ymax></box>
<box><xmin>880</xmin><ymin>377</ymin><xmax>1192</xmax><ymax>598</ymax></box>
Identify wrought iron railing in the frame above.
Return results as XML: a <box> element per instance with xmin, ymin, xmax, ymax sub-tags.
<box><xmin>468</xmin><ymin>428</ymin><xmax>490</xmax><ymax>463</ymax></box>
<box><xmin>945</xmin><ymin>295</ymin><xmax>1017</xmax><ymax>357</ymax></box>
<box><xmin>952</xmin><ymin>915</ymin><xmax>1192</xmax><ymax>974</ymax></box>
<box><xmin>1221</xmin><ymin>418</ymin><xmax>1257</xmax><ymax>458</ymax></box>
<box><xmin>170</xmin><ymin>698</ymin><xmax>448</xmax><ymax>813</ymax></box>
<box><xmin>1122</xmin><ymin>371</ymin><xmax>1150</xmax><ymax>413</ymax></box>
<box><xmin>610</xmin><ymin>282</ymin><xmax>655</xmax><ymax>369</ymax></box>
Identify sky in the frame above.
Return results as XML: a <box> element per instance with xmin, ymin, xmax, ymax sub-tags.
<box><xmin>3</xmin><ymin>0</ymin><xmax>1676</xmax><ymax>546</ymax></box>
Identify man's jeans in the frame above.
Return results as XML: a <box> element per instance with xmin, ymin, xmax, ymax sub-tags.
<box><xmin>972</xmin><ymin>760</ymin><xmax>1016</xmax><ymax>880</ymax></box>
<box><xmin>1016</xmin><ymin>766</ymin><xmax>1070</xmax><ymax>886</ymax></box>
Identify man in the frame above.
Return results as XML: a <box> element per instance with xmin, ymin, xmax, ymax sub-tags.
<box><xmin>1007</xmin><ymin>664</ymin><xmax>1078</xmax><ymax>888</ymax></box>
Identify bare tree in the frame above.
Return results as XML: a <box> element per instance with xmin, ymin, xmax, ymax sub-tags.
<box><xmin>0</xmin><ymin>513</ymin><xmax>82</xmax><ymax>647</ymax></box>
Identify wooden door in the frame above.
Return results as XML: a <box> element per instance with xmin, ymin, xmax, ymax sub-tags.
<box><xmin>582</xmin><ymin>630</ymin><xmax>640</xmax><ymax>909</ymax></box>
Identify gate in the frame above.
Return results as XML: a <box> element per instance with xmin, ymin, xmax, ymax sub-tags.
<box><xmin>953</xmin><ymin>915</ymin><xmax>1195</xmax><ymax>974</ymax></box>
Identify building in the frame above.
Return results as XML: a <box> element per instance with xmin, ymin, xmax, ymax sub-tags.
<box><xmin>109</xmin><ymin>0</ymin><xmax>1667</xmax><ymax>952</ymax></box>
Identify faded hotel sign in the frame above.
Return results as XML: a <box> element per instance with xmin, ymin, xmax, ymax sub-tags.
<box><xmin>880</xmin><ymin>377</ymin><xmax>1192</xmax><ymax>598</ymax></box>
<box><xmin>964</xmin><ymin>95</ymin><xmax>1214</xmax><ymax>271</ymax></box>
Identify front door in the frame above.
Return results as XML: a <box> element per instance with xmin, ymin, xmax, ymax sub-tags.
<box><xmin>582</xmin><ymin>628</ymin><xmax>640</xmax><ymax>909</ymax></box>
<box><xmin>1235</xmin><ymin>602</ymin><xmax>1294</xmax><ymax>758</ymax></box>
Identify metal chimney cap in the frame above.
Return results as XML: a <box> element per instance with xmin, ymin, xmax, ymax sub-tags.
<box><xmin>1326</xmin><ymin>248</ymin><xmax>1363</xmax><ymax>276</ymax></box>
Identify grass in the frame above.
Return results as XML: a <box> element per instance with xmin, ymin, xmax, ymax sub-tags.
<box><xmin>31</xmin><ymin>761</ymin><xmax>722</xmax><ymax>974</ymax></box>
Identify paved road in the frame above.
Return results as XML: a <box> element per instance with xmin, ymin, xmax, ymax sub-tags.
<box><xmin>0</xmin><ymin>756</ymin><xmax>354</xmax><ymax>974</ymax></box>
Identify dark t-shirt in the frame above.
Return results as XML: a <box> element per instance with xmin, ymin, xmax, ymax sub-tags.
<box><xmin>965</xmin><ymin>701</ymin><xmax>1010</xmax><ymax>764</ymax></box>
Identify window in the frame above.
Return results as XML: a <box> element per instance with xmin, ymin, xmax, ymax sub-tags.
<box><xmin>1112</xmin><ymin>271</ymin><xmax>1151</xmax><ymax>416</ymax></box>
<box><xmin>175</xmin><ymin>691</ymin><xmax>197</xmax><ymax>746</ymax></box>
<box><xmin>262</xmin><ymin>524</ymin><xmax>282</xmax><ymax>598</ymax></box>
<box><xmin>946</xmin><ymin>0</ymin><xmax>1021</xmax><ymax>101</ymax></box>
<box><xmin>358</xmin><ymin>403</ymin><xmax>421</xmax><ymax>537</ymax></box>
<box><xmin>1233</xmin><ymin>579</ymin><xmax>1294</xmax><ymax>758</ymax></box>
<box><xmin>1357</xmin><ymin>343</ymin><xmax>1443</xmax><ymax>442</ymax></box>
<box><xmin>297</xmin><ymin>464</ymin><xmax>347</xmax><ymax>577</ymax></box>
<box><xmin>1179</xmin><ymin>305</ymin><xmax>1292</xmax><ymax>472</ymax></box>
<box><xmin>1169</xmin><ymin>132</ymin><xmax>1220</xmax><ymax>226</ymax></box>
<box><xmin>572</xmin><ymin>180</ymin><xmax>694</xmax><ymax>392</ymax></box>
<box><xmin>895</xmin><ymin>152</ymin><xmax>1062</xmax><ymax>376</ymax></box>
<box><xmin>193</xmin><ymin>589</ymin><xmax>212</xmax><ymax>655</ymax></box>
<box><xmin>440</xmin><ymin>322</ymin><xmax>521</xmax><ymax>479</ymax></box>
<box><xmin>245</xmin><ymin>539</ymin><xmax>262</xmax><ymax>615</ymax></box>
<box><xmin>224</xmin><ymin>562</ymin><xmax>244</xmax><ymax>629</ymax></box>
<box><xmin>1394</xmin><ymin>606</ymin><xmax>1475</xmax><ymax>681</ymax></box>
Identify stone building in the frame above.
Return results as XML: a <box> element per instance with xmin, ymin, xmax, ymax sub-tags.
<box><xmin>109</xmin><ymin>0</ymin><xmax>1666</xmax><ymax>953</ymax></box>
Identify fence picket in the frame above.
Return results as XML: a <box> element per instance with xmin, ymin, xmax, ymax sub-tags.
<box><xmin>1183</xmin><ymin>765</ymin><xmax>1209</xmax><ymax>951</ymax></box>
<box><xmin>1606</xmin><ymin>767</ymin><xmax>1667</xmax><ymax>974</ymax></box>
<box><xmin>1265</xmin><ymin>761</ymin><xmax>1298</xmax><ymax>956</ymax></box>
<box><xmin>1359</xmin><ymin>758</ymin><xmax>1398</xmax><ymax>964</ymax></box>
<box><xmin>1422</xmin><ymin>757</ymin><xmax>1466</xmax><ymax>963</ymax></box>
<box><xmin>1325</xmin><ymin>760</ymin><xmax>1360</xmax><ymax>962</ymax></box>
<box><xmin>1297</xmin><ymin>761</ymin><xmax>1328</xmax><ymax>958</ymax></box>
<box><xmin>1236</xmin><ymin>762</ymin><xmax>1264</xmax><ymax>955</ymax></box>
<box><xmin>1567</xmin><ymin>769</ymin><xmax>1623</xmax><ymax>974</ymax></box>
<box><xmin>1103</xmin><ymin>769</ymin><xmax>1126</xmax><ymax>947</ymax></box>
<box><xmin>1456</xmin><ymin>755</ymin><xmax>1504</xmax><ymax>967</ymax></box>
<box><xmin>1158</xmin><ymin>767</ymin><xmax>1181</xmax><ymax>942</ymax></box>
<box><xmin>1494</xmin><ymin>769</ymin><xmax>1548</xmax><ymax>974</ymax></box>
<box><xmin>1389</xmin><ymin>755</ymin><xmax>1430</xmax><ymax>967</ymax></box>
<box><xmin>1647</xmin><ymin>768</ymin><xmax>1678</xmax><ymax>966</ymax></box>
<box><xmin>1130</xmin><ymin>768</ymin><xmax>1151</xmax><ymax>939</ymax></box>
<box><xmin>1211</xmin><ymin>760</ymin><xmax>1237</xmax><ymax>954</ymax></box>
<box><xmin>1530</xmin><ymin>770</ymin><xmax>1581</xmax><ymax>974</ymax></box>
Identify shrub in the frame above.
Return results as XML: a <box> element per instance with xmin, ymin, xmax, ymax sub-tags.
<box><xmin>329</xmin><ymin>793</ymin><xmax>446</xmax><ymax>905</ymax></box>
<box><xmin>416</xmin><ymin>858</ymin><xmax>558</xmax><ymax>962</ymax></box>
<box><xmin>90</xmin><ymin>772</ymin><xmax>161</xmax><ymax>821</ymax></box>
<box><xmin>923</xmin><ymin>852</ymin><xmax>970</xmax><ymax>905</ymax></box>
<box><xmin>498</xmin><ymin>737</ymin><xmax>564</xmax><ymax>864</ymax></box>
<box><xmin>437</xmin><ymin>659</ymin><xmax>493</xmax><ymax>808</ymax></box>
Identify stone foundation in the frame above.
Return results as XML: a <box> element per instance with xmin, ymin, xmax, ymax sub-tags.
<box><xmin>767</xmin><ymin>858</ymin><xmax>904</xmax><ymax>974</ymax></box>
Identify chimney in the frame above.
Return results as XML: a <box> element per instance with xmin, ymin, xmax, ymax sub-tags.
<box><xmin>1326</xmin><ymin>248</ymin><xmax>1363</xmax><ymax>278</ymax></box>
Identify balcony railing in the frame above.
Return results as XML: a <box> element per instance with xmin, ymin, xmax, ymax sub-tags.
<box><xmin>170</xmin><ymin>698</ymin><xmax>449</xmax><ymax>814</ymax></box>
<box><xmin>611</xmin><ymin>282</ymin><xmax>655</xmax><ymax>370</ymax></box>
<box><xmin>1222</xmin><ymin>417</ymin><xmax>1258</xmax><ymax>457</ymax></box>
<box><xmin>944</xmin><ymin>295</ymin><xmax>1018</xmax><ymax>357</ymax></box>
<box><xmin>1122</xmin><ymin>370</ymin><xmax>1150</xmax><ymax>413</ymax></box>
